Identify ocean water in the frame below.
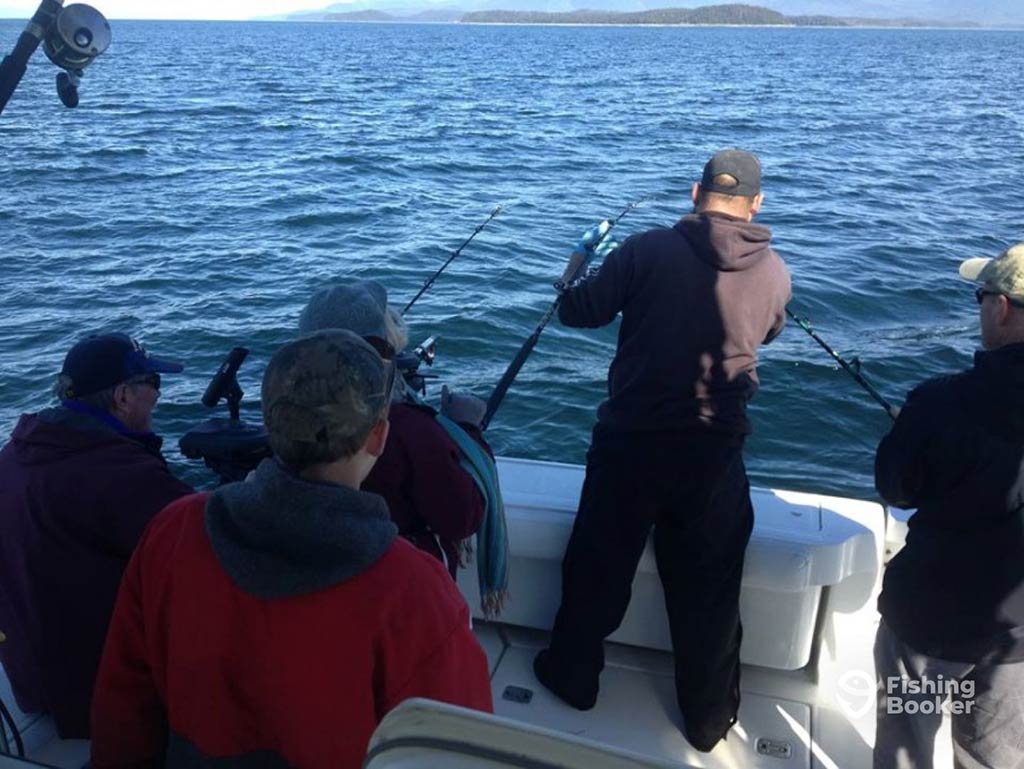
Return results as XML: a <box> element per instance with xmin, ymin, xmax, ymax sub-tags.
<box><xmin>1</xmin><ymin>21</ymin><xmax>1022</xmax><ymax>495</ymax></box>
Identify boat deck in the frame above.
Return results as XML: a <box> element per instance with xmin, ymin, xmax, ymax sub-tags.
<box><xmin>479</xmin><ymin>623</ymin><xmax>858</xmax><ymax>769</ymax></box>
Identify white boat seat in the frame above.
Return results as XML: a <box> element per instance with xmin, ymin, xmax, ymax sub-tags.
<box><xmin>365</xmin><ymin>698</ymin><xmax>694</xmax><ymax>769</ymax></box>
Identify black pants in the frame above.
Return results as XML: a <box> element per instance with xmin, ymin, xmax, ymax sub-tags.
<box><xmin>544</xmin><ymin>424</ymin><xmax>754</xmax><ymax>742</ymax></box>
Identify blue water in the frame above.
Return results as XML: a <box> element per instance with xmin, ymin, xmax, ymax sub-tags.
<box><xmin>1</xmin><ymin>21</ymin><xmax>1022</xmax><ymax>495</ymax></box>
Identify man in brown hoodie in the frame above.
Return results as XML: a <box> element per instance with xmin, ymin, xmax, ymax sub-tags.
<box><xmin>534</xmin><ymin>150</ymin><xmax>791</xmax><ymax>752</ymax></box>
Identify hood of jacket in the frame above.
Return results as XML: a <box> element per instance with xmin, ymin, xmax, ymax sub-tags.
<box><xmin>6</xmin><ymin>407</ymin><xmax>163</xmax><ymax>467</ymax></box>
<box><xmin>675</xmin><ymin>211</ymin><xmax>774</xmax><ymax>272</ymax></box>
<box><xmin>205</xmin><ymin>457</ymin><xmax>398</xmax><ymax>599</ymax></box>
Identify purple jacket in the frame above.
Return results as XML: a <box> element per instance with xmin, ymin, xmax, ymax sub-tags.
<box><xmin>362</xmin><ymin>402</ymin><xmax>488</xmax><ymax>578</ymax></box>
<box><xmin>0</xmin><ymin>407</ymin><xmax>192</xmax><ymax>737</ymax></box>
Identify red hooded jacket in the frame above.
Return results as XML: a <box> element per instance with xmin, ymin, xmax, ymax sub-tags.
<box><xmin>91</xmin><ymin>459</ymin><xmax>493</xmax><ymax>769</ymax></box>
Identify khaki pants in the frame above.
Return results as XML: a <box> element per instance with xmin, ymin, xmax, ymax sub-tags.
<box><xmin>874</xmin><ymin>621</ymin><xmax>1024</xmax><ymax>769</ymax></box>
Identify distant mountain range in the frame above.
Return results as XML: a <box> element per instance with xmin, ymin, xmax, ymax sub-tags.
<box><xmin>279</xmin><ymin>0</ymin><xmax>1023</xmax><ymax>25</ymax></box>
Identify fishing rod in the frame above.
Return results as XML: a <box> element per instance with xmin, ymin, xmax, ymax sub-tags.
<box><xmin>402</xmin><ymin>204</ymin><xmax>504</xmax><ymax>315</ymax></box>
<box><xmin>786</xmin><ymin>307</ymin><xmax>899</xmax><ymax>421</ymax></box>
<box><xmin>481</xmin><ymin>197</ymin><xmax>647</xmax><ymax>430</ymax></box>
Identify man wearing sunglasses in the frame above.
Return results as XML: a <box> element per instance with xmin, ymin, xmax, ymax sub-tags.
<box><xmin>873</xmin><ymin>243</ymin><xmax>1024</xmax><ymax>769</ymax></box>
<box><xmin>0</xmin><ymin>332</ymin><xmax>192</xmax><ymax>739</ymax></box>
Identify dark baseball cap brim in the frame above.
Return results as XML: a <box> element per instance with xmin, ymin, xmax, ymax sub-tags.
<box><xmin>61</xmin><ymin>333</ymin><xmax>184</xmax><ymax>398</ymax></box>
<box><xmin>143</xmin><ymin>354</ymin><xmax>184</xmax><ymax>374</ymax></box>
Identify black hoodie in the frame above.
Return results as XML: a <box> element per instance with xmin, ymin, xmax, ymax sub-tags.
<box><xmin>559</xmin><ymin>211</ymin><xmax>791</xmax><ymax>434</ymax></box>
<box><xmin>876</xmin><ymin>342</ymin><xmax>1024</xmax><ymax>663</ymax></box>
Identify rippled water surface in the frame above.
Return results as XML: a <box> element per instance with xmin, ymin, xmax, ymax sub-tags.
<box><xmin>1</xmin><ymin>21</ymin><xmax>1023</xmax><ymax>494</ymax></box>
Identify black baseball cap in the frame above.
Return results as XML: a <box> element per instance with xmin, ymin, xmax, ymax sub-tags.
<box><xmin>61</xmin><ymin>333</ymin><xmax>184</xmax><ymax>398</ymax></box>
<box><xmin>701</xmin><ymin>149</ymin><xmax>762</xmax><ymax>197</ymax></box>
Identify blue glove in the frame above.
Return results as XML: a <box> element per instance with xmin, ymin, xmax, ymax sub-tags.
<box><xmin>572</xmin><ymin>220</ymin><xmax>613</xmax><ymax>260</ymax></box>
<box><xmin>591</xmin><ymin>237</ymin><xmax>620</xmax><ymax>261</ymax></box>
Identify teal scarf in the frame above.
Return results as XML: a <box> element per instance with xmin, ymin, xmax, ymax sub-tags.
<box><xmin>433</xmin><ymin>411</ymin><xmax>509</xmax><ymax>618</ymax></box>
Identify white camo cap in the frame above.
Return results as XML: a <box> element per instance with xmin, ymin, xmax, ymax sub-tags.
<box><xmin>959</xmin><ymin>243</ymin><xmax>1024</xmax><ymax>303</ymax></box>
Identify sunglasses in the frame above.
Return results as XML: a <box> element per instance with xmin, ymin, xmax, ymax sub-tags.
<box><xmin>975</xmin><ymin>287</ymin><xmax>1024</xmax><ymax>308</ymax></box>
<box><xmin>126</xmin><ymin>372</ymin><xmax>161</xmax><ymax>390</ymax></box>
<box><xmin>362</xmin><ymin>335</ymin><xmax>396</xmax><ymax>361</ymax></box>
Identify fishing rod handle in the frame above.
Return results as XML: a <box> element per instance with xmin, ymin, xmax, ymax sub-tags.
<box><xmin>0</xmin><ymin>0</ymin><xmax>64</xmax><ymax>116</ymax></box>
<box><xmin>482</xmin><ymin>325</ymin><xmax>547</xmax><ymax>430</ymax></box>
<box><xmin>484</xmin><ymin>196</ymin><xmax>646</xmax><ymax>428</ymax></box>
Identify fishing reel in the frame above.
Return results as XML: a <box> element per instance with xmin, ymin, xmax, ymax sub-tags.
<box><xmin>0</xmin><ymin>0</ymin><xmax>111</xmax><ymax>116</ymax></box>
<box><xmin>45</xmin><ymin>3</ymin><xmax>111</xmax><ymax>107</ymax></box>
<box><xmin>396</xmin><ymin>335</ymin><xmax>439</xmax><ymax>396</ymax></box>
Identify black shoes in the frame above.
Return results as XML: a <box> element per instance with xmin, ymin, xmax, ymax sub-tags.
<box><xmin>533</xmin><ymin>647</ymin><xmax>739</xmax><ymax>753</ymax></box>
<box><xmin>682</xmin><ymin>706</ymin><xmax>738</xmax><ymax>752</ymax></box>
<box><xmin>532</xmin><ymin>649</ymin><xmax>598</xmax><ymax>711</ymax></box>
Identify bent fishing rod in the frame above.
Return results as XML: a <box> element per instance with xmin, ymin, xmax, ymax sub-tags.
<box><xmin>402</xmin><ymin>204</ymin><xmax>504</xmax><ymax>315</ymax></box>
<box><xmin>787</xmin><ymin>307</ymin><xmax>899</xmax><ymax>421</ymax></box>
<box><xmin>481</xmin><ymin>197</ymin><xmax>647</xmax><ymax>430</ymax></box>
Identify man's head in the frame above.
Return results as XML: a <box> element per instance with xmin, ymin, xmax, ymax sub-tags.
<box><xmin>261</xmin><ymin>330</ymin><xmax>394</xmax><ymax>484</ymax></box>
<box><xmin>298</xmin><ymin>280</ymin><xmax>389</xmax><ymax>340</ymax></box>
<box><xmin>960</xmin><ymin>243</ymin><xmax>1024</xmax><ymax>350</ymax></box>
<box><xmin>692</xmin><ymin>149</ymin><xmax>764</xmax><ymax>221</ymax></box>
<box><xmin>56</xmin><ymin>333</ymin><xmax>183</xmax><ymax>432</ymax></box>
<box><xmin>298</xmin><ymin>279</ymin><xmax>401</xmax><ymax>399</ymax></box>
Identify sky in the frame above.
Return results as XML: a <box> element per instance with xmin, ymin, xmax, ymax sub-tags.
<box><xmin>0</xmin><ymin>1</ymin><xmax>323</xmax><ymax>20</ymax></box>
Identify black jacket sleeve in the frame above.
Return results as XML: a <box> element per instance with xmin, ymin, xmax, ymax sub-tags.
<box><xmin>763</xmin><ymin>254</ymin><xmax>792</xmax><ymax>344</ymax></box>
<box><xmin>874</xmin><ymin>380</ymin><xmax>946</xmax><ymax>509</ymax></box>
<box><xmin>557</xmin><ymin>240</ymin><xmax>633</xmax><ymax>329</ymax></box>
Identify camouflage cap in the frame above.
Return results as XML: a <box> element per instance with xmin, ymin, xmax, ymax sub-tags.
<box><xmin>261</xmin><ymin>330</ymin><xmax>391</xmax><ymax>469</ymax></box>
<box><xmin>959</xmin><ymin>243</ymin><xmax>1024</xmax><ymax>303</ymax></box>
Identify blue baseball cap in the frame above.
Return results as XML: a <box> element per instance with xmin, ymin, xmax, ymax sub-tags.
<box><xmin>61</xmin><ymin>333</ymin><xmax>184</xmax><ymax>398</ymax></box>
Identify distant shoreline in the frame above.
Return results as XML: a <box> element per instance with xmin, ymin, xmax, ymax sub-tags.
<box><xmin>270</xmin><ymin>3</ymin><xmax>1020</xmax><ymax>30</ymax></box>
<box><xmin>276</xmin><ymin>19</ymin><xmax>1021</xmax><ymax>31</ymax></box>
<box><xmin>456</xmin><ymin>21</ymin><xmax>995</xmax><ymax>30</ymax></box>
